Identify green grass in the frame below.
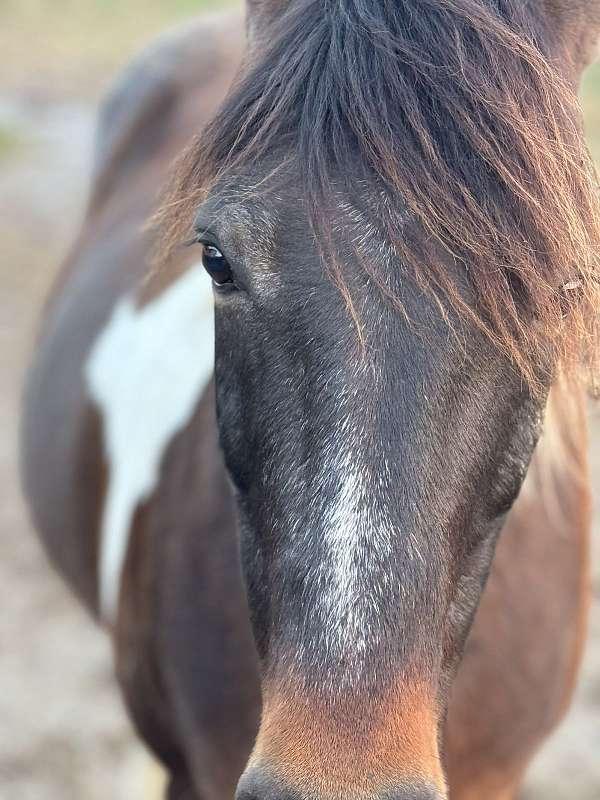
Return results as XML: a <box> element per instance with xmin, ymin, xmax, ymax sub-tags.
<box><xmin>0</xmin><ymin>0</ymin><xmax>238</xmax><ymax>95</ymax></box>
<box><xmin>582</xmin><ymin>62</ymin><xmax>600</xmax><ymax>163</ymax></box>
<box><xmin>0</xmin><ymin>123</ymin><xmax>26</xmax><ymax>162</ymax></box>
<box><xmin>2</xmin><ymin>0</ymin><xmax>600</xmax><ymax>161</ymax></box>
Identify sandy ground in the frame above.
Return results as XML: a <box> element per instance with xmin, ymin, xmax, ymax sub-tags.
<box><xmin>0</xmin><ymin>79</ymin><xmax>598</xmax><ymax>800</ymax></box>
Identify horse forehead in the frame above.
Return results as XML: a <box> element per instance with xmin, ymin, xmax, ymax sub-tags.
<box><xmin>84</xmin><ymin>265</ymin><xmax>214</xmax><ymax>622</ymax></box>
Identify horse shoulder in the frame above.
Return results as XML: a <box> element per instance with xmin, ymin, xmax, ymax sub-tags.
<box><xmin>21</xmin><ymin>12</ymin><xmax>245</xmax><ymax>616</ymax></box>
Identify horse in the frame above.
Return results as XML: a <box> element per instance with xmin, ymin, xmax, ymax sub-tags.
<box><xmin>20</xmin><ymin>2</ymin><xmax>600</xmax><ymax>799</ymax></box>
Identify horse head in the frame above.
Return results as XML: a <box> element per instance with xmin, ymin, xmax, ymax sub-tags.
<box><xmin>161</xmin><ymin>1</ymin><xmax>600</xmax><ymax>797</ymax></box>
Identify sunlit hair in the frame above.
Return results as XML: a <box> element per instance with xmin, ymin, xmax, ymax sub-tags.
<box><xmin>158</xmin><ymin>0</ymin><xmax>600</xmax><ymax>389</ymax></box>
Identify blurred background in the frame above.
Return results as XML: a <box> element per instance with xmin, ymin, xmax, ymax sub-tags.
<box><xmin>0</xmin><ymin>2</ymin><xmax>598</xmax><ymax>798</ymax></box>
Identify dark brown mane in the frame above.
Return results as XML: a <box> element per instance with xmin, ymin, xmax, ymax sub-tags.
<box><xmin>159</xmin><ymin>0</ymin><xmax>600</xmax><ymax>387</ymax></box>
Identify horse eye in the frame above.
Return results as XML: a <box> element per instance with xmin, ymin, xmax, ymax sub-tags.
<box><xmin>200</xmin><ymin>243</ymin><xmax>234</xmax><ymax>286</ymax></box>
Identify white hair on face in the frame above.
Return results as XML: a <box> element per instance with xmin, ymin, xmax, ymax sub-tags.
<box><xmin>313</xmin><ymin>441</ymin><xmax>393</xmax><ymax>679</ymax></box>
<box><xmin>287</xmin><ymin>380</ymin><xmax>426</xmax><ymax>690</ymax></box>
<box><xmin>85</xmin><ymin>265</ymin><xmax>214</xmax><ymax>623</ymax></box>
<box><xmin>319</xmin><ymin>447</ymin><xmax>386</xmax><ymax>654</ymax></box>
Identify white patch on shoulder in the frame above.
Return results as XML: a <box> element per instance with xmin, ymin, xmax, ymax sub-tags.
<box><xmin>85</xmin><ymin>265</ymin><xmax>214</xmax><ymax>623</ymax></box>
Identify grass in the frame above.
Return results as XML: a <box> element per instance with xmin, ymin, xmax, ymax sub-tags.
<box><xmin>1</xmin><ymin>1</ymin><xmax>600</xmax><ymax>156</ymax></box>
<box><xmin>0</xmin><ymin>123</ymin><xmax>25</xmax><ymax>162</ymax></box>
<box><xmin>582</xmin><ymin>62</ymin><xmax>600</xmax><ymax>162</ymax></box>
<box><xmin>0</xmin><ymin>0</ymin><xmax>238</xmax><ymax>96</ymax></box>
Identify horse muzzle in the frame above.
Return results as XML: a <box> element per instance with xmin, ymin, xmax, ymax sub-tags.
<box><xmin>236</xmin><ymin>764</ymin><xmax>445</xmax><ymax>800</ymax></box>
<box><xmin>236</xmin><ymin>679</ymin><xmax>447</xmax><ymax>800</ymax></box>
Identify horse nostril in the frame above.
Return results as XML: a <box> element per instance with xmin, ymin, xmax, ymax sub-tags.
<box><xmin>237</xmin><ymin>767</ymin><xmax>444</xmax><ymax>800</ymax></box>
<box><xmin>236</xmin><ymin>767</ymin><xmax>300</xmax><ymax>800</ymax></box>
<box><xmin>385</xmin><ymin>789</ymin><xmax>445</xmax><ymax>800</ymax></box>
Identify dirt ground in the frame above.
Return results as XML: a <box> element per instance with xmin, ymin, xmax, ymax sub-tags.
<box><xmin>1</xmin><ymin>12</ymin><xmax>599</xmax><ymax>800</ymax></box>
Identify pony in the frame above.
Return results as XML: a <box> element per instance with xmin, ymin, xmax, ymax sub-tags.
<box><xmin>21</xmin><ymin>2</ymin><xmax>600</xmax><ymax>799</ymax></box>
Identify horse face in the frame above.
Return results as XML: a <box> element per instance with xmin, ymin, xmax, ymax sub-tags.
<box><xmin>177</xmin><ymin>1</ymin><xmax>600</xmax><ymax>796</ymax></box>
<box><xmin>194</xmin><ymin>171</ymin><xmax>545</xmax><ymax>799</ymax></box>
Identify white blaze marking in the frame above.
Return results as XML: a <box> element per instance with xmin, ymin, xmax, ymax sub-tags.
<box><xmin>317</xmin><ymin>442</ymin><xmax>395</xmax><ymax>673</ymax></box>
<box><xmin>322</xmin><ymin>453</ymin><xmax>366</xmax><ymax>645</ymax></box>
<box><xmin>85</xmin><ymin>266</ymin><xmax>214</xmax><ymax>623</ymax></box>
<box><xmin>315</xmin><ymin>433</ymin><xmax>425</xmax><ymax>683</ymax></box>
